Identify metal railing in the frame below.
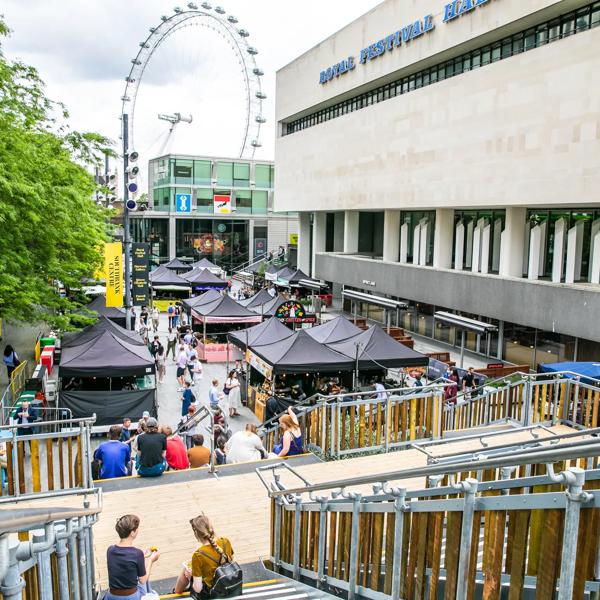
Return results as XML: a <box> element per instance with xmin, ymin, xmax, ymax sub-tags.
<box><xmin>259</xmin><ymin>440</ymin><xmax>600</xmax><ymax>600</ymax></box>
<box><xmin>0</xmin><ymin>417</ymin><xmax>95</xmax><ymax>503</ymax></box>
<box><xmin>0</xmin><ymin>493</ymin><xmax>102</xmax><ymax>600</ymax></box>
<box><xmin>259</xmin><ymin>372</ymin><xmax>600</xmax><ymax>461</ymax></box>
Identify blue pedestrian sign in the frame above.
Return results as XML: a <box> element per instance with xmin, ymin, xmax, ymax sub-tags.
<box><xmin>175</xmin><ymin>193</ymin><xmax>192</xmax><ymax>213</ymax></box>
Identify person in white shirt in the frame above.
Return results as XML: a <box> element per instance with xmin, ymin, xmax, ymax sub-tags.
<box><xmin>151</xmin><ymin>307</ymin><xmax>160</xmax><ymax>332</ymax></box>
<box><xmin>176</xmin><ymin>345</ymin><xmax>188</xmax><ymax>390</ymax></box>
<box><xmin>166</xmin><ymin>328</ymin><xmax>178</xmax><ymax>360</ymax></box>
<box><xmin>225</xmin><ymin>424</ymin><xmax>266</xmax><ymax>463</ymax></box>
<box><xmin>374</xmin><ymin>380</ymin><xmax>388</xmax><ymax>401</ymax></box>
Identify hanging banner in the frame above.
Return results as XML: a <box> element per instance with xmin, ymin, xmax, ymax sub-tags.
<box><xmin>246</xmin><ymin>350</ymin><xmax>273</xmax><ymax>380</ymax></box>
<box><xmin>214</xmin><ymin>194</ymin><xmax>231</xmax><ymax>215</ymax></box>
<box><xmin>105</xmin><ymin>242</ymin><xmax>123</xmax><ymax>307</ymax></box>
<box><xmin>132</xmin><ymin>243</ymin><xmax>150</xmax><ymax>306</ymax></box>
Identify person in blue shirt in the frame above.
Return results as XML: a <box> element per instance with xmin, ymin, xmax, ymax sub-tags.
<box><xmin>208</xmin><ymin>379</ymin><xmax>220</xmax><ymax>409</ymax></box>
<box><xmin>181</xmin><ymin>381</ymin><xmax>195</xmax><ymax>417</ymax></box>
<box><xmin>119</xmin><ymin>418</ymin><xmax>132</xmax><ymax>443</ymax></box>
<box><xmin>94</xmin><ymin>426</ymin><xmax>131</xmax><ymax>479</ymax></box>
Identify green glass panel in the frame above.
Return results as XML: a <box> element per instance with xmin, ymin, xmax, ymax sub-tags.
<box><xmin>255</xmin><ymin>164</ymin><xmax>271</xmax><ymax>188</ymax></box>
<box><xmin>217</xmin><ymin>162</ymin><xmax>233</xmax><ymax>186</ymax></box>
<box><xmin>252</xmin><ymin>191</ymin><xmax>268</xmax><ymax>214</ymax></box>
<box><xmin>194</xmin><ymin>160</ymin><xmax>212</xmax><ymax>186</ymax></box>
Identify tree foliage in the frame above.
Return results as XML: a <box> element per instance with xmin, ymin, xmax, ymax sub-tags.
<box><xmin>0</xmin><ymin>18</ymin><xmax>113</xmax><ymax>328</ymax></box>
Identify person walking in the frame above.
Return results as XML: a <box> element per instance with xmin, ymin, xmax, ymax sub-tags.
<box><xmin>166</xmin><ymin>327</ymin><xmax>178</xmax><ymax>361</ymax></box>
<box><xmin>3</xmin><ymin>345</ymin><xmax>20</xmax><ymax>380</ymax></box>
<box><xmin>155</xmin><ymin>344</ymin><xmax>166</xmax><ymax>384</ymax></box>
<box><xmin>186</xmin><ymin>344</ymin><xmax>198</xmax><ymax>380</ymax></box>
<box><xmin>445</xmin><ymin>367</ymin><xmax>460</xmax><ymax>404</ymax></box>
<box><xmin>173</xmin><ymin>514</ymin><xmax>239</xmax><ymax>597</ymax></box>
<box><xmin>173</xmin><ymin>305</ymin><xmax>180</xmax><ymax>328</ymax></box>
<box><xmin>167</xmin><ymin>303</ymin><xmax>175</xmax><ymax>328</ymax></box>
<box><xmin>176</xmin><ymin>345</ymin><xmax>188</xmax><ymax>390</ymax></box>
<box><xmin>181</xmin><ymin>381</ymin><xmax>196</xmax><ymax>417</ymax></box>
<box><xmin>181</xmin><ymin>405</ymin><xmax>202</xmax><ymax>450</ymax></box>
<box><xmin>224</xmin><ymin>370</ymin><xmax>241</xmax><ymax>418</ymax></box>
<box><xmin>94</xmin><ymin>425</ymin><xmax>131</xmax><ymax>479</ymax></box>
<box><xmin>208</xmin><ymin>379</ymin><xmax>220</xmax><ymax>410</ymax></box>
<box><xmin>151</xmin><ymin>306</ymin><xmax>160</xmax><ymax>333</ymax></box>
<box><xmin>105</xmin><ymin>515</ymin><xmax>160</xmax><ymax>599</ymax></box>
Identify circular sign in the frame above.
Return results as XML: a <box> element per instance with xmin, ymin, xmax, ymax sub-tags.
<box><xmin>217</xmin><ymin>224</ymin><xmax>227</xmax><ymax>233</ymax></box>
<box><xmin>128</xmin><ymin>182</ymin><xmax>139</xmax><ymax>194</ymax></box>
<box><xmin>126</xmin><ymin>199</ymin><xmax>137</xmax><ymax>210</ymax></box>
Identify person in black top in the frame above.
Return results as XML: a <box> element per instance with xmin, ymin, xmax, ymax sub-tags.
<box><xmin>462</xmin><ymin>367</ymin><xmax>476</xmax><ymax>398</ymax></box>
<box><xmin>135</xmin><ymin>418</ymin><xmax>167</xmax><ymax>477</ymax></box>
<box><xmin>105</xmin><ymin>514</ymin><xmax>160</xmax><ymax>599</ymax></box>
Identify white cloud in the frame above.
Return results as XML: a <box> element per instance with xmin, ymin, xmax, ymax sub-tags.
<box><xmin>1</xmin><ymin>0</ymin><xmax>382</xmax><ymax>172</ymax></box>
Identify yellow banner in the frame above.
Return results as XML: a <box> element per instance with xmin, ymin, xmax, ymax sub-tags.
<box><xmin>289</xmin><ymin>233</ymin><xmax>298</xmax><ymax>245</ymax></box>
<box><xmin>105</xmin><ymin>242</ymin><xmax>123</xmax><ymax>307</ymax></box>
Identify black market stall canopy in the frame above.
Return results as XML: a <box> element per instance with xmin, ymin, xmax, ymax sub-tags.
<box><xmin>62</xmin><ymin>316</ymin><xmax>144</xmax><ymax>348</ymax></box>
<box><xmin>191</xmin><ymin>294</ymin><xmax>263</xmax><ymax>324</ymax></box>
<box><xmin>249</xmin><ymin>330</ymin><xmax>354</xmax><ymax>376</ymax></box>
<box><xmin>265</xmin><ymin>265</ymin><xmax>293</xmax><ymax>283</ymax></box>
<box><xmin>79</xmin><ymin>295</ymin><xmax>129</xmax><ymax>328</ymax></box>
<box><xmin>228</xmin><ymin>316</ymin><xmax>295</xmax><ymax>352</ymax></box>
<box><xmin>149</xmin><ymin>265</ymin><xmax>191</xmax><ymax>289</ymax></box>
<box><xmin>191</xmin><ymin>258</ymin><xmax>222</xmax><ymax>274</ymax></box>
<box><xmin>59</xmin><ymin>330</ymin><xmax>156</xmax><ymax>378</ymax></box>
<box><xmin>182</xmin><ymin>268</ymin><xmax>228</xmax><ymax>290</ymax></box>
<box><xmin>305</xmin><ymin>316</ymin><xmax>362</xmax><ymax>344</ymax></box>
<box><xmin>182</xmin><ymin>289</ymin><xmax>223</xmax><ymax>312</ymax></box>
<box><xmin>163</xmin><ymin>257</ymin><xmax>192</xmax><ymax>272</ymax></box>
<box><xmin>238</xmin><ymin>288</ymin><xmax>274</xmax><ymax>308</ymax></box>
<box><xmin>278</xmin><ymin>268</ymin><xmax>320</xmax><ymax>288</ymax></box>
<box><xmin>327</xmin><ymin>324</ymin><xmax>429</xmax><ymax>369</ymax></box>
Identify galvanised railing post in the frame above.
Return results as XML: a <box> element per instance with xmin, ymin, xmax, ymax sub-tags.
<box><xmin>554</xmin><ymin>467</ymin><xmax>592</xmax><ymax>600</ymax></box>
<box><xmin>84</xmin><ymin>517</ymin><xmax>95</xmax><ymax>592</ymax></box>
<box><xmin>273</xmin><ymin>496</ymin><xmax>282</xmax><ymax>570</ymax></box>
<box><xmin>390</xmin><ymin>488</ymin><xmax>407</xmax><ymax>600</ymax></box>
<box><xmin>76</xmin><ymin>518</ymin><xmax>90</xmax><ymax>600</ymax></box>
<box><xmin>10</xmin><ymin>428</ymin><xmax>19</xmax><ymax>497</ymax></box>
<box><xmin>454</xmin><ymin>478</ymin><xmax>478</xmax><ymax>600</ymax></box>
<box><xmin>563</xmin><ymin>377</ymin><xmax>573</xmax><ymax>422</ymax></box>
<box><xmin>336</xmin><ymin>401</ymin><xmax>342</xmax><ymax>459</ymax></box>
<box><xmin>0</xmin><ymin>560</ymin><xmax>26</xmax><ymax>600</ymax></box>
<box><xmin>347</xmin><ymin>493</ymin><xmax>362</xmax><ymax>600</ymax></box>
<box><xmin>67</xmin><ymin>532</ymin><xmax>81</xmax><ymax>600</ymax></box>
<box><xmin>522</xmin><ymin>377</ymin><xmax>532</xmax><ymax>426</ymax></box>
<box><xmin>329</xmin><ymin>403</ymin><xmax>335</xmax><ymax>460</ymax></box>
<box><xmin>384</xmin><ymin>395</ymin><xmax>391</xmax><ymax>453</ymax></box>
<box><xmin>320</xmin><ymin>399</ymin><xmax>327</xmax><ymax>454</ymax></box>
<box><xmin>55</xmin><ymin>536</ymin><xmax>70</xmax><ymax>600</ymax></box>
<box><xmin>316</xmin><ymin>496</ymin><xmax>328</xmax><ymax>589</ymax></box>
<box><xmin>552</xmin><ymin>379</ymin><xmax>561</xmax><ymax>425</ymax></box>
<box><xmin>293</xmin><ymin>495</ymin><xmax>302</xmax><ymax>581</ymax></box>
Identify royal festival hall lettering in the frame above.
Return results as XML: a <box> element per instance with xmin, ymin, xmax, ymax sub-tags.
<box><xmin>319</xmin><ymin>0</ymin><xmax>494</xmax><ymax>84</ymax></box>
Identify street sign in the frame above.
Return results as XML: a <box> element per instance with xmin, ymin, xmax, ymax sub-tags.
<box><xmin>176</xmin><ymin>193</ymin><xmax>192</xmax><ymax>213</ymax></box>
<box><xmin>132</xmin><ymin>243</ymin><xmax>150</xmax><ymax>306</ymax></box>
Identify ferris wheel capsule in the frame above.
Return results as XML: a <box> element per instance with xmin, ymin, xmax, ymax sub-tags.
<box><xmin>238</xmin><ymin>29</ymin><xmax>249</xmax><ymax>37</ymax></box>
<box><xmin>215</xmin><ymin>6</ymin><xmax>226</xmax><ymax>14</ymax></box>
<box><xmin>253</xmin><ymin>68</ymin><xmax>264</xmax><ymax>76</ymax></box>
<box><xmin>247</xmin><ymin>47</ymin><xmax>258</xmax><ymax>55</ymax></box>
<box><xmin>187</xmin><ymin>2</ymin><xmax>198</xmax><ymax>8</ymax></box>
<box><xmin>227</xmin><ymin>15</ymin><xmax>238</xmax><ymax>23</ymax></box>
<box><xmin>256</xmin><ymin>91</ymin><xmax>267</xmax><ymax>99</ymax></box>
<box><xmin>173</xmin><ymin>7</ymin><xmax>183</xmax><ymax>13</ymax></box>
<box><xmin>201</xmin><ymin>1</ymin><xmax>212</xmax><ymax>9</ymax></box>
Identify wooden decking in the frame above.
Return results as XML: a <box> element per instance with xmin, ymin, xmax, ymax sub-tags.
<box><xmin>19</xmin><ymin>424</ymin><xmax>579</xmax><ymax>586</ymax></box>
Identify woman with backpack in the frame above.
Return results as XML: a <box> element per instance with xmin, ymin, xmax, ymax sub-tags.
<box><xmin>3</xmin><ymin>345</ymin><xmax>20</xmax><ymax>379</ymax></box>
<box><xmin>173</xmin><ymin>514</ymin><xmax>241</xmax><ymax>598</ymax></box>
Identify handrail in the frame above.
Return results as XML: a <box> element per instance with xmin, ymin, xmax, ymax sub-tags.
<box><xmin>267</xmin><ymin>437</ymin><xmax>600</xmax><ymax>497</ymax></box>
<box><xmin>0</xmin><ymin>505</ymin><xmax>101</xmax><ymax>534</ymax></box>
<box><xmin>0</xmin><ymin>415</ymin><xmax>96</xmax><ymax>430</ymax></box>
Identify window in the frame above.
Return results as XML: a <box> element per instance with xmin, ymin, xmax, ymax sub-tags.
<box><xmin>194</xmin><ymin>160</ymin><xmax>211</xmax><ymax>186</ymax></box>
<box><xmin>174</xmin><ymin>159</ymin><xmax>192</xmax><ymax>185</ymax></box>
<box><xmin>281</xmin><ymin>2</ymin><xmax>600</xmax><ymax>137</ymax></box>
<box><xmin>251</xmin><ymin>191</ymin><xmax>268</xmax><ymax>214</ymax></box>
<box><xmin>255</xmin><ymin>164</ymin><xmax>271</xmax><ymax>188</ymax></box>
<box><xmin>196</xmin><ymin>189</ymin><xmax>213</xmax><ymax>213</ymax></box>
<box><xmin>235</xmin><ymin>190</ymin><xmax>252</xmax><ymax>214</ymax></box>
<box><xmin>233</xmin><ymin>162</ymin><xmax>250</xmax><ymax>187</ymax></box>
<box><xmin>216</xmin><ymin>162</ymin><xmax>233</xmax><ymax>187</ymax></box>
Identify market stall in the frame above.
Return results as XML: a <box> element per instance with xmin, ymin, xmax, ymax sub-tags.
<box><xmin>182</xmin><ymin>289</ymin><xmax>223</xmax><ymax>312</ymax></box>
<box><xmin>163</xmin><ymin>257</ymin><xmax>192</xmax><ymax>273</ymax></box>
<box><xmin>191</xmin><ymin>257</ymin><xmax>224</xmax><ymax>275</ymax></box>
<box><xmin>228</xmin><ymin>315</ymin><xmax>295</xmax><ymax>352</ymax></box>
<box><xmin>182</xmin><ymin>267</ymin><xmax>229</xmax><ymax>293</ymax></box>
<box><xmin>237</xmin><ymin>288</ymin><xmax>274</xmax><ymax>309</ymax></box>
<box><xmin>62</xmin><ymin>316</ymin><xmax>143</xmax><ymax>348</ymax></box>
<box><xmin>58</xmin><ymin>328</ymin><xmax>156</xmax><ymax>425</ymax></box>
<box><xmin>149</xmin><ymin>265</ymin><xmax>192</xmax><ymax>299</ymax></box>
<box><xmin>305</xmin><ymin>315</ymin><xmax>362</xmax><ymax>344</ymax></box>
<box><xmin>78</xmin><ymin>294</ymin><xmax>131</xmax><ymax>328</ymax></box>
<box><xmin>191</xmin><ymin>295</ymin><xmax>262</xmax><ymax>362</ymax></box>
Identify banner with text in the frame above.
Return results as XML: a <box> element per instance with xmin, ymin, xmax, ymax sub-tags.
<box><xmin>132</xmin><ymin>243</ymin><xmax>150</xmax><ymax>306</ymax></box>
<box><xmin>105</xmin><ymin>242</ymin><xmax>123</xmax><ymax>307</ymax></box>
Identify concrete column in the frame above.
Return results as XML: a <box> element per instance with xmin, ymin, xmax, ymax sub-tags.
<box><xmin>412</xmin><ymin>224</ymin><xmax>421</xmax><ymax>265</ymax></box>
<box><xmin>248</xmin><ymin>219</ymin><xmax>255</xmax><ymax>263</ymax></box>
<box><xmin>528</xmin><ymin>225</ymin><xmax>542</xmax><ymax>280</ymax></box>
<box><xmin>465</xmin><ymin>220</ymin><xmax>474</xmax><ymax>269</ymax></box>
<box><xmin>419</xmin><ymin>221</ymin><xmax>429</xmax><ymax>266</ymax></box>
<box><xmin>344</xmin><ymin>211</ymin><xmax>359</xmax><ymax>254</ymax></box>
<box><xmin>383</xmin><ymin>210</ymin><xmax>400</xmax><ymax>262</ymax></box>
<box><xmin>455</xmin><ymin>221</ymin><xmax>465</xmax><ymax>271</ymax></box>
<box><xmin>399</xmin><ymin>223</ymin><xmax>409</xmax><ymax>263</ymax></box>
<box><xmin>589</xmin><ymin>220</ymin><xmax>600</xmax><ymax>284</ymax></box>
<box><xmin>312</xmin><ymin>212</ymin><xmax>327</xmax><ymax>276</ymax></box>
<box><xmin>565</xmin><ymin>221</ymin><xmax>584</xmax><ymax>283</ymax></box>
<box><xmin>472</xmin><ymin>219</ymin><xmax>483</xmax><ymax>273</ymax></box>
<box><xmin>168</xmin><ymin>216</ymin><xmax>176</xmax><ymax>260</ymax></box>
<box><xmin>480</xmin><ymin>221</ymin><xmax>491</xmax><ymax>274</ymax></box>
<box><xmin>298</xmin><ymin>212</ymin><xmax>311</xmax><ymax>274</ymax></box>
<box><xmin>333</xmin><ymin>212</ymin><xmax>344</xmax><ymax>252</ymax></box>
<box><xmin>492</xmin><ymin>218</ymin><xmax>502</xmax><ymax>272</ymax></box>
<box><xmin>552</xmin><ymin>218</ymin><xmax>567</xmax><ymax>283</ymax></box>
<box><xmin>499</xmin><ymin>207</ymin><xmax>526</xmax><ymax>278</ymax></box>
<box><xmin>433</xmin><ymin>208</ymin><xmax>454</xmax><ymax>269</ymax></box>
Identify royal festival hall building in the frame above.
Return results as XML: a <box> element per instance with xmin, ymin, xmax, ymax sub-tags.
<box><xmin>129</xmin><ymin>154</ymin><xmax>298</xmax><ymax>271</ymax></box>
<box><xmin>275</xmin><ymin>0</ymin><xmax>600</xmax><ymax>366</ymax></box>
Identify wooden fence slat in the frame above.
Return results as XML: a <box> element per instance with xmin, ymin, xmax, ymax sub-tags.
<box><xmin>46</xmin><ymin>439</ymin><xmax>54</xmax><ymax>491</ymax></box>
<box><xmin>427</xmin><ymin>512</ymin><xmax>444</xmax><ymax>600</ymax></box>
<box><xmin>536</xmin><ymin>509</ymin><xmax>563</xmax><ymax>600</ymax></box>
<box><xmin>6</xmin><ymin>441</ymin><xmax>14</xmax><ymax>496</ymax></box>
<box><xmin>17</xmin><ymin>440</ymin><xmax>26</xmax><ymax>494</ymax></box>
<box><xmin>327</xmin><ymin>512</ymin><xmax>337</xmax><ymax>577</ymax></box>
<box><xmin>507</xmin><ymin>510</ymin><xmax>531</xmax><ymax>600</ymax></box>
<box><xmin>405</xmin><ymin>512</ymin><xmax>419</xmax><ymax>600</ymax></box>
<box><xmin>383</xmin><ymin>513</ymin><xmax>395</xmax><ymax>595</ymax></box>
<box><xmin>30</xmin><ymin>439</ymin><xmax>41</xmax><ymax>493</ymax></box>
<box><xmin>444</xmin><ymin>511</ymin><xmax>462</xmax><ymax>600</ymax></box>
<box><xmin>482</xmin><ymin>511</ymin><xmax>506</xmax><ymax>600</ymax></box>
<box><xmin>413</xmin><ymin>512</ymin><xmax>428</xmax><ymax>599</ymax></box>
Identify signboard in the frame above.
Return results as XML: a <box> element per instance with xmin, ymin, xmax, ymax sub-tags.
<box><xmin>289</xmin><ymin>233</ymin><xmax>299</xmax><ymax>245</ymax></box>
<box><xmin>175</xmin><ymin>193</ymin><xmax>192</xmax><ymax>213</ymax></box>
<box><xmin>254</xmin><ymin>238</ymin><xmax>267</xmax><ymax>258</ymax></box>
<box><xmin>319</xmin><ymin>0</ymin><xmax>495</xmax><ymax>85</ymax></box>
<box><xmin>104</xmin><ymin>242</ymin><xmax>123</xmax><ymax>307</ymax></box>
<box><xmin>214</xmin><ymin>194</ymin><xmax>231</xmax><ymax>215</ymax></box>
<box><xmin>275</xmin><ymin>301</ymin><xmax>317</xmax><ymax>324</ymax></box>
<box><xmin>132</xmin><ymin>243</ymin><xmax>150</xmax><ymax>306</ymax></box>
<box><xmin>246</xmin><ymin>350</ymin><xmax>273</xmax><ymax>380</ymax></box>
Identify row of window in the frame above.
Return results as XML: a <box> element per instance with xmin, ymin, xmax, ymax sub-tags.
<box><xmin>152</xmin><ymin>158</ymin><xmax>275</xmax><ymax>189</ymax></box>
<box><xmin>284</xmin><ymin>2</ymin><xmax>600</xmax><ymax>136</ymax></box>
<box><xmin>152</xmin><ymin>187</ymin><xmax>269</xmax><ymax>215</ymax></box>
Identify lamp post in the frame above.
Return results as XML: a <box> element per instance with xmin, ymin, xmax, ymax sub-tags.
<box><xmin>122</xmin><ymin>114</ymin><xmax>132</xmax><ymax>330</ymax></box>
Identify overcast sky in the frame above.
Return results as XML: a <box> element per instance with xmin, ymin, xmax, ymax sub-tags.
<box><xmin>2</xmin><ymin>0</ymin><xmax>381</xmax><ymax>180</ymax></box>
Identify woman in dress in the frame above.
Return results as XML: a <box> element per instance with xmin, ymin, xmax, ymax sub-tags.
<box><xmin>3</xmin><ymin>345</ymin><xmax>20</xmax><ymax>379</ymax></box>
<box><xmin>226</xmin><ymin>424</ymin><xmax>266</xmax><ymax>464</ymax></box>
<box><xmin>155</xmin><ymin>344</ymin><xmax>166</xmax><ymax>384</ymax></box>
<box><xmin>224</xmin><ymin>370</ymin><xmax>241</xmax><ymax>418</ymax></box>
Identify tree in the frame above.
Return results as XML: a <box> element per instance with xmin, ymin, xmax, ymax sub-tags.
<box><xmin>0</xmin><ymin>18</ymin><xmax>113</xmax><ymax>328</ymax></box>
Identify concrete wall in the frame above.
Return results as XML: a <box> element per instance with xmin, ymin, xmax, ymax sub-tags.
<box><xmin>275</xmin><ymin>11</ymin><xmax>600</xmax><ymax>213</ymax></box>
<box><xmin>315</xmin><ymin>253</ymin><xmax>600</xmax><ymax>341</ymax></box>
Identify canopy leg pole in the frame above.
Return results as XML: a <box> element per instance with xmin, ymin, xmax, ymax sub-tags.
<box><xmin>386</xmin><ymin>309</ymin><xmax>391</xmax><ymax>334</ymax></box>
<box><xmin>226</xmin><ymin>341</ymin><xmax>230</xmax><ymax>376</ymax></box>
<box><xmin>203</xmin><ymin>319</ymin><xmax>206</xmax><ymax>343</ymax></box>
